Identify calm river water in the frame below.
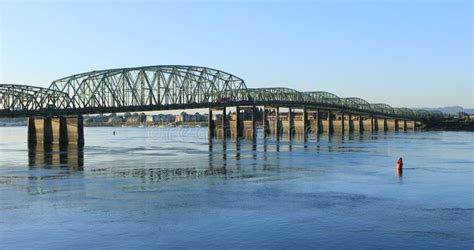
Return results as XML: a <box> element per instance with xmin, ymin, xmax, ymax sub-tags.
<box><xmin>0</xmin><ymin>127</ymin><xmax>473</xmax><ymax>249</ymax></box>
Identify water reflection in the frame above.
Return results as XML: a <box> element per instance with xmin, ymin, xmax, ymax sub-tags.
<box><xmin>25</xmin><ymin>131</ymin><xmax>396</xmax><ymax>183</ymax></box>
<box><xmin>28</xmin><ymin>143</ymin><xmax>84</xmax><ymax>171</ymax></box>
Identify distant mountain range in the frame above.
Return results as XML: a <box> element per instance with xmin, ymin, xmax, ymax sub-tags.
<box><xmin>419</xmin><ymin>106</ymin><xmax>474</xmax><ymax>115</ymax></box>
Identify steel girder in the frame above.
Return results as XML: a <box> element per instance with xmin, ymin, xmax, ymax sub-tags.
<box><xmin>370</xmin><ymin>103</ymin><xmax>395</xmax><ymax>115</ymax></box>
<box><xmin>394</xmin><ymin>107</ymin><xmax>415</xmax><ymax>117</ymax></box>
<box><xmin>340</xmin><ymin>97</ymin><xmax>372</xmax><ymax>112</ymax></box>
<box><xmin>248</xmin><ymin>87</ymin><xmax>312</xmax><ymax>103</ymax></box>
<box><xmin>0</xmin><ymin>65</ymin><xmax>440</xmax><ymax>120</ymax></box>
<box><xmin>303</xmin><ymin>91</ymin><xmax>341</xmax><ymax>106</ymax></box>
<box><xmin>0</xmin><ymin>84</ymin><xmax>70</xmax><ymax>112</ymax></box>
<box><xmin>49</xmin><ymin>65</ymin><xmax>249</xmax><ymax>109</ymax></box>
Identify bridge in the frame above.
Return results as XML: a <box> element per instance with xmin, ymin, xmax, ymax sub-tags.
<box><xmin>0</xmin><ymin>65</ymin><xmax>439</xmax><ymax>145</ymax></box>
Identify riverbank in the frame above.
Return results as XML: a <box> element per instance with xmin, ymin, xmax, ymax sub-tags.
<box><xmin>419</xmin><ymin>118</ymin><xmax>474</xmax><ymax>131</ymax></box>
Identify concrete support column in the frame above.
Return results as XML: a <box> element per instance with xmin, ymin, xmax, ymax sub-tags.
<box><xmin>274</xmin><ymin>107</ymin><xmax>281</xmax><ymax>138</ymax></box>
<box><xmin>66</xmin><ymin>116</ymin><xmax>84</xmax><ymax>145</ymax></box>
<box><xmin>377</xmin><ymin>118</ymin><xmax>387</xmax><ymax>132</ymax></box>
<box><xmin>302</xmin><ymin>106</ymin><xmax>309</xmax><ymax>134</ymax></box>
<box><xmin>231</xmin><ymin>106</ymin><xmax>242</xmax><ymax>139</ymax></box>
<box><xmin>28</xmin><ymin>118</ymin><xmax>37</xmax><ymax>144</ymax></box>
<box><xmin>346</xmin><ymin>113</ymin><xmax>354</xmax><ymax>132</ymax></box>
<box><xmin>322</xmin><ymin>111</ymin><xmax>333</xmax><ymax>134</ymax></box>
<box><xmin>208</xmin><ymin>109</ymin><xmax>215</xmax><ymax>139</ymax></box>
<box><xmin>342</xmin><ymin>111</ymin><xmax>345</xmax><ymax>134</ymax></box>
<box><xmin>362</xmin><ymin>116</ymin><xmax>373</xmax><ymax>132</ymax></box>
<box><xmin>28</xmin><ymin>117</ymin><xmax>53</xmax><ymax>144</ymax></box>
<box><xmin>406</xmin><ymin>120</ymin><xmax>415</xmax><ymax>131</ymax></box>
<box><xmin>387</xmin><ymin>119</ymin><xmax>398</xmax><ymax>131</ymax></box>
<box><xmin>310</xmin><ymin>110</ymin><xmax>321</xmax><ymax>134</ymax></box>
<box><xmin>222</xmin><ymin>107</ymin><xmax>230</xmax><ymax>138</ymax></box>
<box><xmin>28</xmin><ymin>116</ymin><xmax>83</xmax><ymax>145</ymax></box>
<box><xmin>352</xmin><ymin>115</ymin><xmax>362</xmax><ymax>133</ymax></box>
<box><xmin>51</xmin><ymin>117</ymin><xmax>68</xmax><ymax>144</ymax></box>
<box><xmin>285</xmin><ymin>107</ymin><xmax>294</xmax><ymax>137</ymax></box>
<box><xmin>252</xmin><ymin>106</ymin><xmax>257</xmax><ymax>139</ymax></box>
<box><xmin>396</xmin><ymin>119</ymin><xmax>405</xmax><ymax>131</ymax></box>
<box><xmin>263</xmin><ymin>107</ymin><xmax>269</xmax><ymax>138</ymax></box>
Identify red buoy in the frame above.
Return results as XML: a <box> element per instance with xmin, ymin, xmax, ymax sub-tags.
<box><xmin>396</xmin><ymin>157</ymin><xmax>403</xmax><ymax>169</ymax></box>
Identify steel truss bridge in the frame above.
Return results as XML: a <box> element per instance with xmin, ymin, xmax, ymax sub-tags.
<box><xmin>0</xmin><ymin>65</ymin><xmax>438</xmax><ymax>119</ymax></box>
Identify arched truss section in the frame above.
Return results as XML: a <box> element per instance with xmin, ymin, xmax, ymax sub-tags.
<box><xmin>413</xmin><ymin>109</ymin><xmax>443</xmax><ymax>118</ymax></box>
<box><xmin>303</xmin><ymin>91</ymin><xmax>341</xmax><ymax>106</ymax></box>
<box><xmin>49</xmin><ymin>65</ymin><xmax>249</xmax><ymax>109</ymax></box>
<box><xmin>413</xmin><ymin>109</ymin><xmax>430</xmax><ymax>118</ymax></box>
<box><xmin>341</xmin><ymin>97</ymin><xmax>371</xmax><ymax>111</ymax></box>
<box><xmin>248</xmin><ymin>87</ymin><xmax>312</xmax><ymax>103</ymax></box>
<box><xmin>0</xmin><ymin>84</ymin><xmax>70</xmax><ymax>111</ymax></box>
<box><xmin>370</xmin><ymin>103</ymin><xmax>394</xmax><ymax>114</ymax></box>
<box><xmin>393</xmin><ymin>107</ymin><xmax>415</xmax><ymax>117</ymax></box>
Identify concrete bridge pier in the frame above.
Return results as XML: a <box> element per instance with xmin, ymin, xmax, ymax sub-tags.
<box><xmin>352</xmin><ymin>116</ymin><xmax>362</xmax><ymax>133</ymax></box>
<box><xmin>361</xmin><ymin>116</ymin><xmax>374</xmax><ymax>132</ymax></box>
<box><xmin>293</xmin><ymin>106</ymin><xmax>310</xmax><ymax>135</ymax></box>
<box><xmin>321</xmin><ymin>111</ymin><xmax>334</xmax><ymax>134</ymax></box>
<box><xmin>262</xmin><ymin>107</ymin><xmax>269</xmax><ymax>138</ymax></box>
<box><xmin>386</xmin><ymin>119</ymin><xmax>398</xmax><ymax>131</ymax></box>
<box><xmin>399</xmin><ymin>120</ymin><xmax>407</xmax><ymax>131</ymax></box>
<box><xmin>282</xmin><ymin>107</ymin><xmax>295</xmax><ymax>138</ymax></box>
<box><xmin>64</xmin><ymin>116</ymin><xmax>84</xmax><ymax>144</ymax></box>
<box><xmin>28</xmin><ymin>117</ymin><xmax>52</xmax><ymax>144</ymax></box>
<box><xmin>230</xmin><ymin>106</ymin><xmax>256</xmax><ymax>140</ymax></box>
<box><xmin>309</xmin><ymin>110</ymin><xmax>321</xmax><ymax>134</ymax></box>
<box><xmin>28</xmin><ymin>116</ymin><xmax>84</xmax><ymax>145</ymax></box>
<box><xmin>266</xmin><ymin>107</ymin><xmax>282</xmax><ymax>139</ymax></box>
<box><xmin>406</xmin><ymin>120</ymin><xmax>415</xmax><ymax>131</ymax></box>
<box><xmin>376</xmin><ymin>118</ymin><xmax>387</xmax><ymax>132</ymax></box>
<box><xmin>343</xmin><ymin>113</ymin><xmax>353</xmax><ymax>133</ymax></box>
<box><xmin>208</xmin><ymin>107</ymin><xmax>230</xmax><ymax>139</ymax></box>
<box><xmin>333</xmin><ymin>111</ymin><xmax>345</xmax><ymax>134</ymax></box>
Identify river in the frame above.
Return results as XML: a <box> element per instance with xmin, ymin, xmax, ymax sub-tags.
<box><xmin>0</xmin><ymin>127</ymin><xmax>472</xmax><ymax>249</ymax></box>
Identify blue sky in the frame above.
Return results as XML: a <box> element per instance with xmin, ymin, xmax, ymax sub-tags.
<box><xmin>0</xmin><ymin>0</ymin><xmax>472</xmax><ymax>108</ymax></box>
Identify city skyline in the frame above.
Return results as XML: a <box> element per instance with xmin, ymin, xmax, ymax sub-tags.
<box><xmin>1</xmin><ymin>0</ymin><xmax>472</xmax><ymax>108</ymax></box>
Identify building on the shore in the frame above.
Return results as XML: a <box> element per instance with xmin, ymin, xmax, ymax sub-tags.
<box><xmin>457</xmin><ymin>112</ymin><xmax>470</xmax><ymax>120</ymax></box>
<box><xmin>176</xmin><ymin>112</ymin><xmax>207</xmax><ymax>122</ymax></box>
<box><xmin>108</xmin><ymin>116</ymin><xmax>124</xmax><ymax>125</ymax></box>
<box><xmin>146</xmin><ymin>114</ymin><xmax>176</xmax><ymax>123</ymax></box>
<box><xmin>127</xmin><ymin>113</ymin><xmax>146</xmax><ymax>123</ymax></box>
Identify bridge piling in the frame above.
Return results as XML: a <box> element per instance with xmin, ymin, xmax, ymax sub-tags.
<box><xmin>321</xmin><ymin>111</ymin><xmax>334</xmax><ymax>134</ymax></box>
<box><xmin>386</xmin><ymin>119</ymin><xmax>398</xmax><ymax>131</ymax></box>
<box><xmin>396</xmin><ymin>119</ymin><xmax>405</xmax><ymax>131</ymax></box>
<box><xmin>333</xmin><ymin>111</ymin><xmax>345</xmax><ymax>134</ymax></box>
<box><xmin>28</xmin><ymin>116</ymin><xmax>83</xmax><ymax>145</ymax></box>
<box><xmin>65</xmin><ymin>116</ymin><xmax>84</xmax><ymax>145</ymax></box>
<box><xmin>268</xmin><ymin>107</ymin><xmax>282</xmax><ymax>139</ymax></box>
<box><xmin>310</xmin><ymin>110</ymin><xmax>321</xmax><ymax>134</ymax></box>
<box><xmin>361</xmin><ymin>116</ymin><xmax>373</xmax><ymax>132</ymax></box>
<box><xmin>283</xmin><ymin>107</ymin><xmax>295</xmax><ymax>138</ymax></box>
<box><xmin>377</xmin><ymin>118</ymin><xmax>387</xmax><ymax>132</ymax></box>
<box><xmin>230</xmin><ymin>106</ymin><xmax>256</xmax><ymax>140</ymax></box>
<box><xmin>208</xmin><ymin>109</ymin><xmax>215</xmax><ymax>139</ymax></box>
<box><xmin>28</xmin><ymin>117</ymin><xmax>53</xmax><ymax>144</ymax></box>
<box><xmin>406</xmin><ymin>120</ymin><xmax>415</xmax><ymax>131</ymax></box>
<box><xmin>208</xmin><ymin>108</ymin><xmax>230</xmax><ymax>139</ymax></box>
<box><xmin>345</xmin><ymin>113</ymin><xmax>353</xmax><ymax>132</ymax></box>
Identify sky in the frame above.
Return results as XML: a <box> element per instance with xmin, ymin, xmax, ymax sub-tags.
<box><xmin>0</xmin><ymin>0</ymin><xmax>472</xmax><ymax>108</ymax></box>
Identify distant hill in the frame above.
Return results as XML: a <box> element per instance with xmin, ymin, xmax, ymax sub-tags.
<box><xmin>419</xmin><ymin>106</ymin><xmax>474</xmax><ymax>115</ymax></box>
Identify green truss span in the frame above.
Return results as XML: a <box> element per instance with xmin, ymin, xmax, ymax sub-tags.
<box><xmin>0</xmin><ymin>65</ymin><xmax>439</xmax><ymax>120</ymax></box>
